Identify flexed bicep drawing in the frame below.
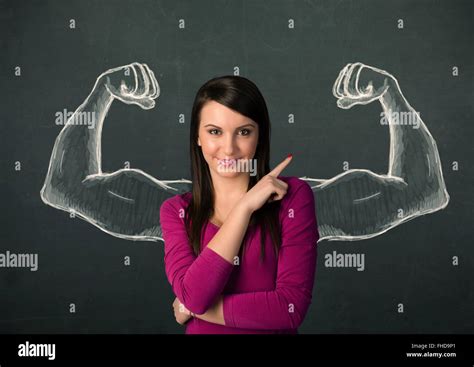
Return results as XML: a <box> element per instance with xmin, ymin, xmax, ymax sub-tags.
<box><xmin>40</xmin><ymin>62</ymin><xmax>449</xmax><ymax>242</ymax></box>
<box><xmin>305</xmin><ymin>63</ymin><xmax>449</xmax><ymax>241</ymax></box>
<box><xmin>40</xmin><ymin>62</ymin><xmax>192</xmax><ymax>241</ymax></box>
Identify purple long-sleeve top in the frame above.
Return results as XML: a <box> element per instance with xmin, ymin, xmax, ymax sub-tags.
<box><xmin>159</xmin><ymin>176</ymin><xmax>319</xmax><ymax>334</ymax></box>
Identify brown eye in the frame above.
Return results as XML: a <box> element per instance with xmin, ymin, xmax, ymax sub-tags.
<box><xmin>240</xmin><ymin>129</ymin><xmax>251</xmax><ymax>136</ymax></box>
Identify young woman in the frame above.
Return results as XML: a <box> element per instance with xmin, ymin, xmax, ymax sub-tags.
<box><xmin>160</xmin><ymin>75</ymin><xmax>319</xmax><ymax>333</ymax></box>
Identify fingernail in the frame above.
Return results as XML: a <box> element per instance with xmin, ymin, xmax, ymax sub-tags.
<box><xmin>287</xmin><ymin>153</ymin><xmax>293</xmax><ymax>159</ymax></box>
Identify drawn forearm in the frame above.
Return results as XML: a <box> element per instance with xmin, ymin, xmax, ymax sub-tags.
<box><xmin>382</xmin><ymin>79</ymin><xmax>447</xmax><ymax>204</ymax></box>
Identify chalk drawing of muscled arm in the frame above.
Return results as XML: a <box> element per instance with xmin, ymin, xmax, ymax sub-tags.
<box><xmin>300</xmin><ymin>62</ymin><xmax>450</xmax><ymax>242</ymax></box>
<box><xmin>40</xmin><ymin>62</ymin><xmax>192</xmax><ymax>241</ymax></box>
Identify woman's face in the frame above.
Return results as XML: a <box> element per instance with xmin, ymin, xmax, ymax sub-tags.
<box><xmin>198</xmin><ymin>100</ymin><xmax>259</xmax><ymax>178</ymax></box>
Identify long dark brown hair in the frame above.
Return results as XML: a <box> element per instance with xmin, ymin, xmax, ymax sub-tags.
<box><xmin>184</xmin><ymin>75</ymin><xmax>282</xmax><ymax>262</ymax></box>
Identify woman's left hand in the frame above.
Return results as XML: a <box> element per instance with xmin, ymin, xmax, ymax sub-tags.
<box><xmin>173</xmin><ymin>297</ymin><xmax>193</xmax><ymax>325</ymax></box>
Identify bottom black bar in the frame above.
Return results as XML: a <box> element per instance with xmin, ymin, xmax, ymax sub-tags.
<box><xmin>0</xmin><ymin>334</ymin><xmax>472</xmax><ymax>362</ymax></box>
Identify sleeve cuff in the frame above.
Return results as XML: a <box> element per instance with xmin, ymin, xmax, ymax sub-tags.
<box><xmin>201</xmin><ymin>246</ymin><xmax>234</xmax><ymax>273</ymax></box>
<box><xmin>223</xmin><ymin>295</ymin><xmax>235</xmax><ymax>328</ymax></box>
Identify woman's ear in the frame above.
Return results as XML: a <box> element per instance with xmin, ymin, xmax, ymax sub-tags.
<box><xmin>197</xmin><ymin>137</ymin><xmax>201</xmax><ymax>146</ymax></box>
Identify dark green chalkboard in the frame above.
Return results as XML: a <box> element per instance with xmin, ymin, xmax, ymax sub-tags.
<box><xmin>1</xmin><ymin>0</ymin><xmax>473</xmax><ymax>334</ymax></box>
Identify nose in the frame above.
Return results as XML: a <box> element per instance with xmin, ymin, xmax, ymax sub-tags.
<box><xmin>223</xmin><ymin>133</ymin><xmax>237</xmax><ymax>156</ymax></box>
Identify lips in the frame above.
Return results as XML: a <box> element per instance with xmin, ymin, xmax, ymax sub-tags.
<box><xmin>216</xmin><ymin>157</ymin><xmax>240</xmax><ymax>162</ymax></box>
<box><xmin>216</xmin><ymin>158</ymin><xmax>240</xmax><ymax>167</ymax></box>
<box><xmin>218</xmin><ymin>158</ymin><xmax>236</xmax><ymax>164</ymax></box>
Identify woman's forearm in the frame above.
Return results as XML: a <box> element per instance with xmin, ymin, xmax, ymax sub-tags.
<box><xmin>205</xmin><ymin>203</ymin><xmax>253</xmax><ymax>264</ymax></box>
<box><xmin>169</xmin><ymin>204</ymin><xmax>252</xmax><ymax>315</ymax></box>
<box><xmin>192</xmin><ymin>295</ymin><xmax>225</xmax><ymax>325</ymax></box>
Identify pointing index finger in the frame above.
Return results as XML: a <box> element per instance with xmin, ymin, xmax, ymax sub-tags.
<box><xmin>268</xmin><ymin>154</ymin><xmax>293</xmax><ymax>177</ymax></box>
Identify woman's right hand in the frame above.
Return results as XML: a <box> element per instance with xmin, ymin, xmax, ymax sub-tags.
<box><xmin>239</xmin><ymin>154</ymin><xmax>293</xmax><ymax>214</ymax></box>
<box><xmin>98</xmin><ymin>62</ymin><xmax>160</xmax><ymax>110</ymax></box>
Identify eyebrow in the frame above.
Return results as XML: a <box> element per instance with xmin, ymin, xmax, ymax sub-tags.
<box><xmin>204</xmin><ymin>123</ymin><xmax>256</xmax><ymax>129</ymax></box>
